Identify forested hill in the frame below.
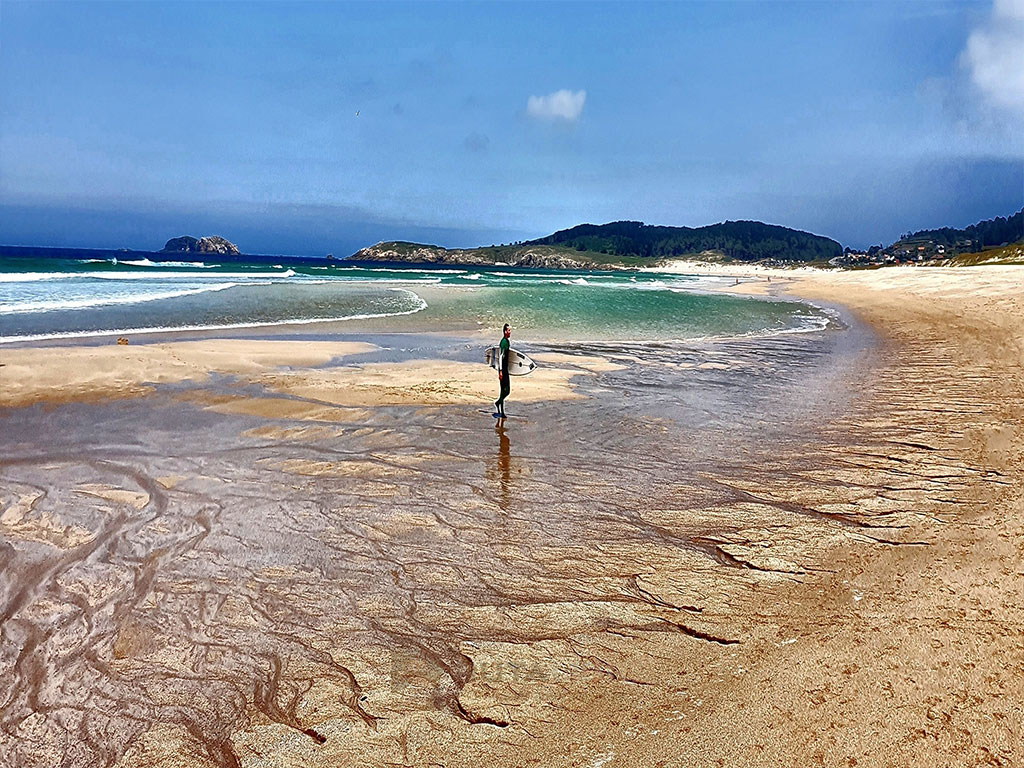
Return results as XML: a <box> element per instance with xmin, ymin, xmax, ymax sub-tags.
<box><xmin>902</xmin><ymin>208</ymin><xmax>1023</xmax><ymax>249</ymax></box>
<box><xmin>526</xmin><ymin>220</ymin><xmax>843</xmax><ymax>263</ymax></box>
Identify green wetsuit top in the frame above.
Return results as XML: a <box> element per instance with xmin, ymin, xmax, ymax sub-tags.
<box><xmin>499</xmin><ymin>337</ymin><xmax>510</xmax><ymax>374</ymax></box>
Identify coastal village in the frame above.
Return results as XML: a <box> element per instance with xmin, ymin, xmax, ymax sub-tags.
<box><xmin>831</xmin><ymin>209</ymin><xmax>1023</xmax><ymax>267</ymax></box>
<box><xmin>832</xmin><ymin>238</ymin><xmax>976</xmax><ymax>267</ymax></box>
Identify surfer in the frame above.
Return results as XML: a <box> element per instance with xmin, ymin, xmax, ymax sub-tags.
<box><xmin>494</xmin><ymin>323</ymin><xmax>511</xmax><ymax>417</ymax></box>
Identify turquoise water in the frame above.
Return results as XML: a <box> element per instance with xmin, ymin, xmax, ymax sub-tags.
<box><xmin>0</xmin><ymin>255</ymin><xmax>831</xmax><ymax>343</ymax></box>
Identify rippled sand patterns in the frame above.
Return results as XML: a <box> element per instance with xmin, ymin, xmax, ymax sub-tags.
<box><xmin>2</xmin><ymin>269</ymin><xmax>1023</xmax><ymax>767</ymax></box>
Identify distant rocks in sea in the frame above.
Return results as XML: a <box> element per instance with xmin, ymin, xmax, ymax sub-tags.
<box><xmin>161</xmin><ymin>235</ymin><xmax>240</xmax><ymax>255</ymax></box>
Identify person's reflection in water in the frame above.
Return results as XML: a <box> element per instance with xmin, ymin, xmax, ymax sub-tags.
<box><xmin>494</xmin><ymin>417</ymin><xmax>512</xmax><ymax>513</ymax></box>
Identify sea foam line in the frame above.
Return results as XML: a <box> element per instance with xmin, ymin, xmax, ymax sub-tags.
<box><xmin>0</xmin><ymin>270</ymin><xmax>447</xmax><ymax>286</ymax></box>
<box><xmin>335</xmin><ymin>266</ymin><xmax>469</xmax><ymax>275</ymax></box>
<box><xmin>0</xmin><ymin>269</ymin><xmax>297</xmax><ymax>282</ymax></box>
<box><xmin>486</xmin><ymin>271</ymin><xmax>571</xmax><ymax>278</ymax></box>
<box><xmin>295</xmin><ymin>277</ymin><xmax>443</xmax><ymax>286</ymax></box>
<box><xmin>119</xmin><ymin>259</ymin><xmax>220</xmax><ymax>268</ymax></box>
<box><xmin>0</xmin><ymin>290</ymin><xmax>429</xmax><ymax>344</ymax></box>
<box><xmin>0</xmin><ymin>283</ymin><xmax>241</xmax><ymax>315</ymax></box>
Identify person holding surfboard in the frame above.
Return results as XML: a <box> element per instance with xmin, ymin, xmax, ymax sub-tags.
<box><xmin>485</xmin><ymin>326</ymin><xmax>534</xmax><ymax>416</ymax></box>
<box><xmin>495</xmin><ymin>323</ymin><xmax>511</xmax><ymax>417</ymax></box>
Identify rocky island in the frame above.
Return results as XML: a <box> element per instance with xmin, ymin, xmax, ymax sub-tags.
<box><xmin>162</xmin><ymin>235</ymin><xmax>241</xmax><ymax>256</ymax></box>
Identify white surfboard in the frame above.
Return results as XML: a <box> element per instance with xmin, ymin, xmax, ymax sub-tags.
<box><xmin>485</xmin><ymin>346</ymin><xmax>536</xmax><ymax>376</ymax></box>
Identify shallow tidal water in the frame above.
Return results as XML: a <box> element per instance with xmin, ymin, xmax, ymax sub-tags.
<box><xmin>0</xmin><ymin>319</ymin><xmax>872</xmax><ymax>766</ymax></box>
<box><xmin>1</xmin><ymin>257</ymin><xmax>830</xmax><ymax>344</ymax></box>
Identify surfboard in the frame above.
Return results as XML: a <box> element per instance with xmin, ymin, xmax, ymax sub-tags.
<box><xmin>485</xmin><ymin>346</ymin><xmax>536</xmax><ymax>376</ymax></box>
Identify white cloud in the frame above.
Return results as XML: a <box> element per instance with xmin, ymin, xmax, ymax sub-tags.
<box><xmin>526</xmin><ymin>89</ymin><xmax>586</xmax><ymax>122</ymax></box>
<box><xmin>962</xmin><ymin>0</ymin><xmax>1024</xmax><ymax>112</ymax></box>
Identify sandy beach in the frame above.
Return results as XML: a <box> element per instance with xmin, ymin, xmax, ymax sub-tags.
<box><xmin>2</xmin><ymin>266</ymin><xmax>1022</xmax><ymax>767</ymax></box>
<box><xmin>0</xmin><ymin>339</ymin><xmax>602</xmax><ymax>410</ymax></box>
<box><xmin>650</xmin><ymin>265</ymin><xmax>1024</xmax><ymax>766</ymax></box>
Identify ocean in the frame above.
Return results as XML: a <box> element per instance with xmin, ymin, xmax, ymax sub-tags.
<box><xmin>0</xmin><ymin>251</ymin><xmax>832</xmax><ymax>344</ymax></box>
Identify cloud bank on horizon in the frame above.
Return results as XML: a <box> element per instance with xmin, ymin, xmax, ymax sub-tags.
<box><xmin>0</xmin><ymin>1</ymin><xmax>1021</xmax><ymax>256</ymax></box>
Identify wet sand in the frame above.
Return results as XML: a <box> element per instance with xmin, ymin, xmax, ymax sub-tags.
<box><xmin>1</xmin><ymin>267</ymin><xmax>1022</xmax><ymax>767</ymax></box>
<box><xmin>647</xmin><ymin>265</ymin><xmax>1024</xmax><ymax>766</ymax></box>
<box><xmin>0</xmin><ymin>340</ymin><xmax>377</xmax><ymax>408</ymax></box>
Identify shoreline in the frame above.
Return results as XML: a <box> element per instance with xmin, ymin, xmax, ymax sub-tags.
<box><xmin>683</xmin><ymin>265</ymin><xmax>1024</xmax><ymax>765</ymax></box>
<box><xmin>1</xmin><ymin>266</ymin><xmax>1021</xmax><ymax>766</ymax></box>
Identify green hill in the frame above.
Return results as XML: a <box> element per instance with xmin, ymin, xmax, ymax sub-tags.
<box><xmin>351</xmin><ymin>219</ymin><xmax>843</xmax><ymax>268</ymax></box>
<box><xmin>900</xmin><ymin>209</ymin><xmax>1022</xmax><ymax>250</ymax></box>
<box><xmin>525</xmin><ymin>220</ymin><xmax>843</xmax><ymax>263</ymax></box>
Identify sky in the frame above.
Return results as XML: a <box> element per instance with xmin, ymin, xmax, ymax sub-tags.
<box><xmin>1</xmin><ymin>0</ymin><xmax>1022</xmax><ymax>255</ymax></box>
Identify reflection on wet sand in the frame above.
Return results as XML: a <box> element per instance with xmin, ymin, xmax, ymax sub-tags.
<box><xmin>3</xmin><ymin>319</ymin><xmax>999</xmax><ymax>767</ymax></box>
<box><xmin>491</xmin><ymin>419</ymin><xmax>512</xmax><ymax>514</ymax></box>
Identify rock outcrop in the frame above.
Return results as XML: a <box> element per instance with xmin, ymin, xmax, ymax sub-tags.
<box><xmin>351</xmin><ymin>242</ymin><xmax>591</xmax><ymax>270</ymax></box>
<box><xmin>162</xmin><ymin>236</ymin><xmax>241</xmax><ymax>255</ymax></box>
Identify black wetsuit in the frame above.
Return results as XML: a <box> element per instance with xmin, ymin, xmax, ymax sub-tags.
<box><xmin>496</xmin><ymin>336</ymin><xmax>510</xmax><ymax>414</ymax></box>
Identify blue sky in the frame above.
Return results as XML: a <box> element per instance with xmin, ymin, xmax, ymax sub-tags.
<box><xmin>1</xmin><ymin>0</ymin><xmax>1022</xmax><ymax>254</ymax></box>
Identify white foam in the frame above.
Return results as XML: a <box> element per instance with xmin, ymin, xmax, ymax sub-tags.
<box><xmin>730</xmin><ymin>311</ymin><xmax>836</xmax><ymax>340</ymax></box>
<box><xmin>120</xmin><ymin>259</ymin><xmax>219</xmax><ymax>268</ymax></box>
<box><xmin>341</xmin><ymin>266</ymin><xmax>468</xmax><ymax>275</ymax></box>
<box><xmin>0</xmin><ymin>282</ymin><xmax>240</xmax><ymax>315</ymax></box>
<box><xmin>0</xmin><ymin>269</ymin><xmax>297</xmax><ymax>282</ymax></box>
<box><xmin>0</xmin><ymin>273</ymin><xmax>443</xmax><ymax>318</ymax></box>
<box><xmin>324</xmin><ymin>277</ymin><xmax>442</xmax><ymax>286</ymax></box>
<box><xmin>540</xmin><ymin>277</ymin><xmax>704</xmax><ymax>292</ymax></box>
<box><xmin>487</xmin><ymin>271</ymin><xmax>567</xmax><ymax>278</ymax></box>
<box><xmin>0</xmin><ymin>290</ymin><xmax>429</xmax><ymax>344</ymax></box>
<box><xmin>0</xmin><ymin>272</ymin><xmax>79</xmax><ymax>283</ymax></box>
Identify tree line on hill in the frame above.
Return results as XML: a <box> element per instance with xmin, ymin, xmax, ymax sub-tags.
<box><xmin>900</xmin><ymin>208</ymin><xmax>1023</xmax><ymax>250</ymax></box>
<box><xmin>525</xmin><ymin>220</ymin><xmax>842</xmax><ymax>263</ymax></box>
